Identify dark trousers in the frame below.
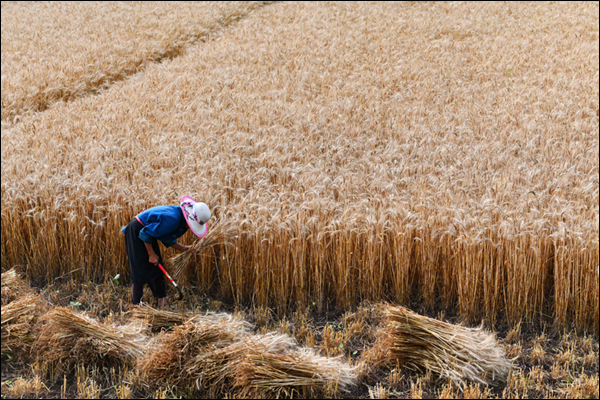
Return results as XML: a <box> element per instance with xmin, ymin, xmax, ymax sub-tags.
<box><xmin>124</xmin><ymin>219</ymin><xmax>166</xmax><ymax>304</ymax></box>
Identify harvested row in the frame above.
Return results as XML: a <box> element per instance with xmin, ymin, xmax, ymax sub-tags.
<box><xmin>1</xmin><ymin>269</ymin><xmax>358</xmax><ymax>398</ymax></box>
<box><xmin>4</xmin><ymin>293</ymin><xmax>509</xmax><ymax>398</ymax></box>
<box><xmin>138</xmin><ymin>320</ymin><xmax>358</xmax><ymax>398</ymax></box>
<box><xmin>1</xmin><ymin>1</ymin><xmax>272</xmax><ymax>122</ymax></box>
<box><xmin>1</xmin><ymin>2</ymin><xmax>598</xmax><ymax>331</ymax></box>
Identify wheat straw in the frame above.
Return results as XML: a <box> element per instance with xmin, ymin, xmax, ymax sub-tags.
<box><xmin>138</xmin><ymin>313</ymin><xmax>251</xmax><ymax>393</ymax></box>
<box><xmin>366</xmin><ymin>305</ymin><xmax>511</xmax><ymax>387</ymax></box>
<box><xmin>231</xmin><ymin>333</ymin><xmax>358</xmax><ymax>398</ymax></box>
<box><xmin>131</xmin><ymin>303</ymin><xmax>192</xmax><ymax>332</ymax></box>
<box><xmin>1</xmin><ymin>294</ymin><xmax>45</xmax><ymax>359</ymax></box>
<box><xmin>34</xmin><ymin>307</ymin><xmax>146</xmax><ymax>380</ymax></box>
<box><xmin>1</xmin><ymin>1</ymin><xmax>598</xmax><ymax>332</ymax></box>
<box><xmin>1</xmin><ymin>268</ymin><xmax>31</xmax><ymax>305</ymax></box>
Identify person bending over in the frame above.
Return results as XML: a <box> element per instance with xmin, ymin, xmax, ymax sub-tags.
<box><xmin>122</xmin><ymin>196</ymin><xmax>210</xmax><ymax>307</ymax></box>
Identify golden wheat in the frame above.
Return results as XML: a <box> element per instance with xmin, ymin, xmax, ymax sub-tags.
<box><xmin>231</xmin><ymin>333</ymin><xmax>358</xmax><ymax>398</ymax></box>
<box><xmin>139</xmin><ymin>318</ymin><xmax>357</xmax><ymax>399</ymax></box>
<box><xmin>1</xmin><ymin>294</ymin><xmax>46</xmax><ymax>360</ymax></box>
<box><xmin>34</xmin><ymin>307</ymin><xmax>146</xmax><ymax>381</ymax></box>
<box><xmin>1</xmin><ymin>268</ymin><xmax>31</xmax><ymax>305</ymax></box>
<box><xmin>0</xmin><ymin>1</ymin><xmax>273</xmax><ymax>122</ymax></box>
<box><xmin>363</xmin><ymin>305</ymin><xmax>510</xmax><ymax>387</ymax></box>
<box><xmin>137</xmin><ymin>312</ymin><xmax>251</xmax><ymax>395</ymax></box>
<box><xmin>1</xmin><ymin>2</ymin><xmax>598</xmax><ymax>332</ymax></box>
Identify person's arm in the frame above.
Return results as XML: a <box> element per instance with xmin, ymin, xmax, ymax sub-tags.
<box><xmin>138</xmin><ymin>212</ymin><xmax>179</xmax><ymax>260</ymax></box>
<box><xmin>171</xmin><ymin>242</ymin><xmax>191</xmax><ymax>253</ymax></box>
<box><xmin>144</xmin><ymin>242</ymin><xmax>159</xmax><ymax>265</ymax></box>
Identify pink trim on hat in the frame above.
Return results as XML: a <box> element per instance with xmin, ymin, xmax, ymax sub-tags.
<box><xmin>181</xmin><ymin>195</ymin><xmax>196</xmax><ymax>204</ymax></box>
<box><xmin>180</xmin><ymin>196</ymin><xmax>209</xmax><ymax>239</ymax></box>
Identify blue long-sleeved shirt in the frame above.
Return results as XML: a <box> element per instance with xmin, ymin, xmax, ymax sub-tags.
<box><xmin>122</xmin><ymin>206</ymin><xmax>189</xmax><ymax>247</ymax></box>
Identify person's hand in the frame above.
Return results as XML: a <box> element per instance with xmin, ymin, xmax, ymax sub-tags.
<box><xmin>149</xmin><ymin>253</ymin><xmax>159</xmax><ymax>265</ymax></box>
<box><xmin>172</xmin><ymin>243</ymin><xmax>191</xmax><ymax>253</ymax></box>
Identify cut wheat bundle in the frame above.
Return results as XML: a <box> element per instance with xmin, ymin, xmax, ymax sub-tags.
<box><xmin>139</xmin><ymin>313</ymin><xmax>357</xmax><ymax>398</ymax></box>
<box><xmin>366</xmin><ymin>305</ymin><xmax>510</xmax><ymax>387</ymax></box>
<box><xmin>185</xmin><ymin>340</ymin><xmax>248</xmax><ymax>397</ymax></box>
<box><xmin>171</xmin><ymin>219</ymin><xmax>239</xmax><ymax>278</ymax></box>
<box><xmin>131</xmin><ymin>303</ymin><xmax>192</xmax><ymax>332</ymax></box>
<box><xmin>184</xmin><ymin>333</ymin><xmax>299</xmax><ymax>397</ymax></box>
<box><xmin>172</xmin><ymin>331</ymin><xmax>357</xmax><ymax>398</ymax></box>
<box><xmin>138</xmin><ymin>313</ymin><xmax>252</xmax><ymax>393</ymax></box>
<box><xmin>34</xmin><ymin>307</ymin><xmax>146</xmax><ymax>381</ymax></box>
<box><xmin>1</xmin><ymin>268</ymin><xmax>31</xmax><ymax>305</ymax></box>
<box><xmin>231</xmin><ymin>333</ymin><xmax>358</xmax><ymax>399</ymax></box>
<box><xmin>1</xmin><ymin>294</ymin><xmax>46</xmax><ymax>360</ymax></box>
<box><xmin>131</xmin><ymin>303</ymin><xmax>253</xmax><ymax>333</ymax></box>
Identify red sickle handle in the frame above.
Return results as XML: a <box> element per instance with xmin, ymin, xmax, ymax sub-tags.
<box><xmin>157</xmin><ymin>263</ymin><xmax>183</xmax><ymax>300</ymax></box>
<box><xmin>158</xmin><ymin>263</ymin><xmax>177</xmax><ymax>287</ymax></box>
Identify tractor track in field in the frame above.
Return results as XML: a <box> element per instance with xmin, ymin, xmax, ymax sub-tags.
<box><xmin>2</xmin><ymin>1</ymin><xmax>278</xmax><ymax>123</ymax></box>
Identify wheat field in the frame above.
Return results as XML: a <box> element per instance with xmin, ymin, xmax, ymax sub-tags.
<box><xmin>1</xmin><ymin>0</ymin><xmax>598</xmax><ymax>339</ymax></box>
<box><xmin>0</xmin><ymin>1</ymin><xmax>272</xmax><ymax>122</ymax></box>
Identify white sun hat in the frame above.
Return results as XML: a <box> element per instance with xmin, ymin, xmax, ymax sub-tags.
<box><xmin>180</xmin><ymin>196</ymin><xmax>211</xmax><ymax>239</ymax></box>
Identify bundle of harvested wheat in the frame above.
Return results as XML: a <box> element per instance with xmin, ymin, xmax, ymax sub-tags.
<box><xmin>180</xmin><ymin>334</ymin><xmax>250</xmax><ymax>397</ymax></box>
<box><xmin>1</xmin><ymin>294</ymin><xmax>46</xmax><ymax>360</ymax></box>
<box><xmin>181</xmin><ymin>333</ymin><xmax>299</xmax><ymax>398</ymax></box>
<box><xmin>365</xmin><ymin>305</ymin><xmax>510</xmax><ymax>387</ymax></box>
<box><xmin>231</xmin><ymin>333</ymin><xmax>358</xmax><ymax>399</ymax></box>
<box><xmin>131</xmin><ymin>303</ymin><xmax>192</xmax><ymax>332</ymax></box>
<box><xmin>138</xmin><ymin>312</ymin><xmax>251</xmax><ymax>392</ymax></box>
<box><xmin>1</xmin><ymin>268</ymin><xmax>31</xmax><ymax>305</ymax></box>
<box><xmin>131</xmin><ymin>303</ymin><xmax>253</xmax><ymax>332</ymax></box>
<box><xmin>171</xmin><ymin>219</ymin><xmax>238</xmax><ymax>278</ymax></box>
<box><xmin>141</xmin><ymin>316</ymin><xmax>357</xmax><ymax>398</ymax></box>
<box><xmin>34</xmin><ymin>307</ymin><xmax>146</xmax><ymax>381</ymax></box>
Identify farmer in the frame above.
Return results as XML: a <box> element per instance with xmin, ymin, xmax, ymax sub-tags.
<box><xmin>122</xmin><ymin>196</ymin><xmax>210</xmax><ymax>307</ymax></box>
